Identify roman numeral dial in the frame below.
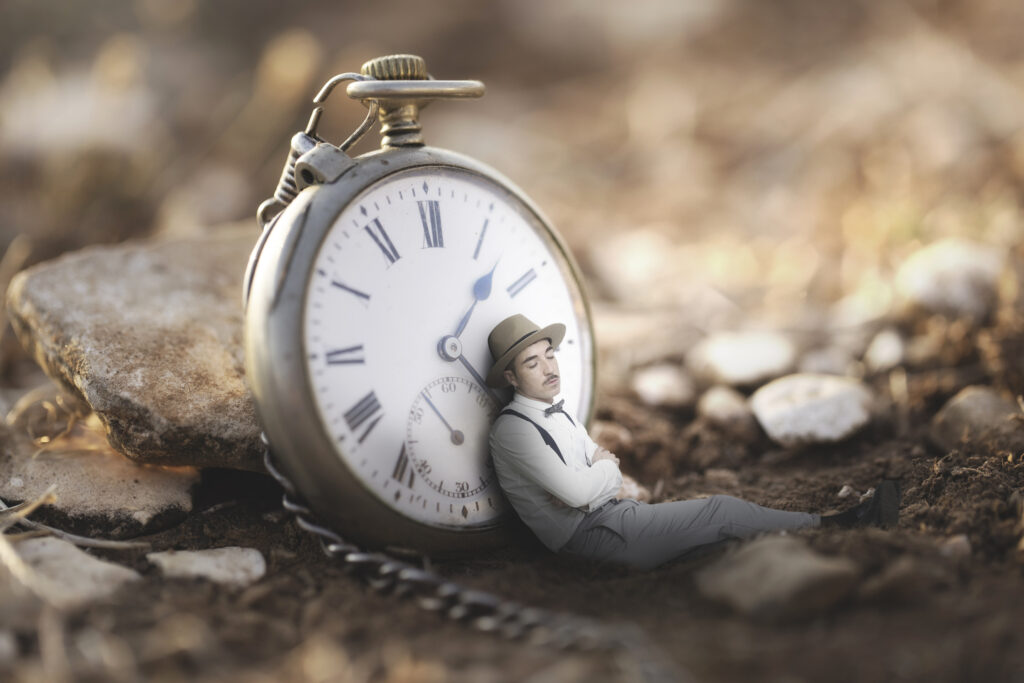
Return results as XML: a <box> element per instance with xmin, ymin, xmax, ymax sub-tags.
<box><xmin>301</xmin><ymin>165</ymin><xmax>593</xmax><ymax>532</ymax></box>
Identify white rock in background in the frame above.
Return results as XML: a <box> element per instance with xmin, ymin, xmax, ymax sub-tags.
<box><xmin>696</xmin><ymin>535</ymin><xmax>859</xmax><ymax>620</ymax></box>
<box><xmin>697</xmin><ymin>386</ymin><xmax>760</xmax><ymax>441</ymax></box>
<box><xmin>630</xmin><ymin>364</ymin><xmax>696</xmax><ymax>408</ymax></box>
<box><xmin>686</xmin><ymin>331</ymin><xmax>796</xmax><ymax>387</ymax></box>
<box><xmin>750</xmin><ymin>374</ymin><xmax>874</xmax><ymax>447</ymax></box>
<box><xmin>895</xmin><ymin>238</ymin><xmax>1004</xmax><ymax>319</ymax></box>
<box><xmin>864</xmin><ymin>329</ymin><xmax>905</xmax><ymax>373</ymax></box>
<box><xmin>837</xmin><ymin>485</ymin><xmax>856</xmax><ymax>499</ymax></box>
<box><xmin>15</xmin><ymin>537</ymin><xmax>141</xmax><ymax>610</ymax></box>
<box><xmin>147</xmin><ymin>547</ymin><xmax>266</xmax><ymax>588</ymax></box>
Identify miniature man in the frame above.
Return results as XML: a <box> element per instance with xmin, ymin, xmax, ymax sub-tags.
<box><xmin>486</xmin><ymin>314</ymin><xmax>899</xmax><ymax>571</ymax></box>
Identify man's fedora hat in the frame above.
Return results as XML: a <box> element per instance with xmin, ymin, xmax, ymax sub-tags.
<box><xmin>486</xmin><ymin>314</ymin><xmax>565</xmax><ymax>388</ymax></box>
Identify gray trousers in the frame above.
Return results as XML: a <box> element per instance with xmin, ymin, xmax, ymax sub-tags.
<box><xmin>560</xmin><ymin>496</ymin><xmax>819</xmax><ymax>570</ymax></box>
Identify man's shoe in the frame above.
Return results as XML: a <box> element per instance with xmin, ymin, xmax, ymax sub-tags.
<box><xmin>821</xmin><ymin>480</ymin><xmax>900</xmax><ymax>529</ymax></box>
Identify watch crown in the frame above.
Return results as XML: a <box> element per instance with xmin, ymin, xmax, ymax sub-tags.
<box><xmin>361</xmin><ymin>54</ymin><xmax>428</xmax><ymax>81</ymax></box>
<box><xmin>361</xmin><ymin>54</ymin><xmax>430</xmax><ymax>148</ymax></box>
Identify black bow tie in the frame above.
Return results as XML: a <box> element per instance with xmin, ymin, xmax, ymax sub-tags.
<box><xmin>544</xmin><ymin>400</ymin><xmax>565</xmax><ymax>417</ymax></box>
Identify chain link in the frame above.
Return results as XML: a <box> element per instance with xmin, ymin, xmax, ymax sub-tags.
<box><xmin>261</xmin><ymin>438</ymin><xmax>690</xmax><ymax>682</ymax></box>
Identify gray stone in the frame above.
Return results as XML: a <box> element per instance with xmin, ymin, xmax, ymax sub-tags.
<box><xmin>750</xmin><ymin>374</ymin><xmax>874</xmax><ymax>447</ymax></box>
<box><xmin>0</xmin><ymin>414</ymin><xmax>197</xmax><ymax>538</ymax></box>
<box><xmin>696</xmin><ymin>386</ymin><xmax>759</xmax><ymax>441</ymax></box>
<box><xmin>929</xmin><ymin>385</ymin><xmax>1024</xmax><ymax>453</ymax></box>
<box><xmin>686</xmin><ymin>331</ymin><xmax>796</xmax><ymax>387</ymax></box>
<box><xmin>5</xmin><ymin>231</ymin><xmax>263</xmax><ymax>470</ymax></box>
<box><xmin>696</xmin><ymin>535</ymin><xmax>859</xmax><ymax>620</ymax></box>
<box><xmin>147</xmin><ymin>547</ymin><xmax>266</xmax><ymax>587</ymax></box>
<box><xmin>14</xmin><ymin>537</ymin><xmax>141</xmax><ymax>610</ymax></box>
<box><xmin>630</xmin><ymin>363</ymin><xmax>696</xmax><ymax>408</ymax></box>
<box><xmin>895</xmin><ymin>238</ymin><xmax>1004</xmax><ymax>320</ymax></box>
<box><xmin>859</xmin><ymin>556</ymin><xmax>950</xmax><ymax>603</ymax></box>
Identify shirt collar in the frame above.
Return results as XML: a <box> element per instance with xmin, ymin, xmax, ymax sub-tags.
<box><xmin>510</xmin><ymin>393</ymin><xmax>561</xmax><ymax>413</ymax></box>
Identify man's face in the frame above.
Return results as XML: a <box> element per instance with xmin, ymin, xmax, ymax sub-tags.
<box><xmin>504</xmin><ymin>338</ymin><xmax>560</xmax><ymax>403</ymax></box>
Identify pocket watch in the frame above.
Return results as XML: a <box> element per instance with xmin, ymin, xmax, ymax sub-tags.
<box><xmin>244</xmin><ymin>55</ymin><xmax>595</xmax><ymax>555</ymax></box>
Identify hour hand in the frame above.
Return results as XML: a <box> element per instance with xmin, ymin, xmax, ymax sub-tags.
<box><xmin>453</xmin><ymin>261</ymin><xmax>498</xmax><ymax>339</ymax></box>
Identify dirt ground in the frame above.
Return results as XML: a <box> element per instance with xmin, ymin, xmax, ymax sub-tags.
<box><xmin>3</xmin><ymin>1</ymin><xmax>1024</xmax><ymax>681</ymax></box>
<box><xmin>17</xmin><ymin>297</ymin><xmax>1020</xmax><ymax>683</ymax></box>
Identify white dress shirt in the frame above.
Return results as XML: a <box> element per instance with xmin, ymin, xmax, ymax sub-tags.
<box><xmin>489</xmin><ymin>393</ymin><xmax>623</xmax><ymax>551</ymax></box>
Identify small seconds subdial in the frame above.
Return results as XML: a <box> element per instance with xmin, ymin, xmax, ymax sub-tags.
<box><xmin>406</xmin><ymin>376</ymin><xmax>498</xmax><ymax>499</ymax></box>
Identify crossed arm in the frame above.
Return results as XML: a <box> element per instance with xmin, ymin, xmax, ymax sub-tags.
<box><xmin>491</xmin><ymin>421</ymin><xmax>623</xmax><ymax>510</ymax></box>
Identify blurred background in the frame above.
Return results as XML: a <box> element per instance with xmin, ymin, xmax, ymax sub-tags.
<box><xmin>2</xmin><ymin>0</ymin><xmax>1023</xmax><ymax>356</ymax></box>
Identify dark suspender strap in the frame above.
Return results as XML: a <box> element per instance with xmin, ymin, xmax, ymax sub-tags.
<box><xmin>498</xmin><ymin>409</ymin><xmax>566</xmax><ymax>465</ymax></box>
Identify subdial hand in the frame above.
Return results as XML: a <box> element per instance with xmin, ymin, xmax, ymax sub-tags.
<box><xmin>421</xmin><ymin>391</ymin><xmax>465</xmax><ymax>445</ymax></box>
<box><xmin>453</xmin><ymin>261</ymin><xmax>498</xmax><ymax>339</ymax></box>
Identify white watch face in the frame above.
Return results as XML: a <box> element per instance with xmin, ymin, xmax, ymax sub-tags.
<box><xmin>303</xmin><ymin>166</ymin><xmax>592</xmax><ymax>529</ymax></box>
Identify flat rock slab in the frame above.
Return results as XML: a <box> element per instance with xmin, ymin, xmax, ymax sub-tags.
<box><xmin>0</xmin><ymin>417</ymin><xmax>197</xmax><ymax>539</ymax></box>
<box><xmin>5</xmin><ymin>231</ymin><xmax>262</xmax><ymax>470</ymax></box>
<box><xmin>929</xmin><ymin>385</ymin><xmax>1024</xmax><ymax>454</ymax></box>
<box><xmin>147</xmin><ymin>547</ymin><xmax>266</xmax><ymax>587</ymax></box>
<box><xmin>696</xmin><ymin>535</ymin><xmax>859</xmax><ymax>620</ymax></box>
<box><xmin>14</xmin><ymin>537</ymin><xmax>141</xmax><ymax>611</ymax></box>
<box><xmin>750</xmin><ymin>373</ymin><xmax>873</xmax><ymax>448</ymax></box>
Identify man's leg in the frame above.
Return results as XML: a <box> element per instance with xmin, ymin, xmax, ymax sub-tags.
<box><xmin>598</xmin><ymin>496</ymin><xmax>818</xmax><ymax>570</ymax></box>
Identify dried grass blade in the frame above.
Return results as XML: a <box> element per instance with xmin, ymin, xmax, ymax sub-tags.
<box><xmin>0</xmin><ymin>486</ymin><xmax>58</xmax><ymax>531</ymax></box>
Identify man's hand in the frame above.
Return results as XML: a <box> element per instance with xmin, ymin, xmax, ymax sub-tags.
<box><xmin>592</xmin><ymin>447</ymin><xmax>620</xmax><ymax>466</ymax></box>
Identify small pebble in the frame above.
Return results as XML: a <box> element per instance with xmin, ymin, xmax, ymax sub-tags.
<box><xmin>939</xmin><ymin>534</ymin><xmax>972</xmax><ymax>560</ymax></box>
<box><xmin>837</xmin><ymin>485</ymin><xmax>855</xmax><ymax>499</ymax></box>
<box><xmin>147</xmin><ymin>547</ymin><xmax>266</xmax><ymax>588</ymax></box>
<box><xmin>864</xmin><ymin>329</ymin><xmax>904</xmax><ymax>373</ymax></box>
<box><xmin>630</xmin><ymin>363</ymin><xmax>696</xmax><ymax>408</ymax></box>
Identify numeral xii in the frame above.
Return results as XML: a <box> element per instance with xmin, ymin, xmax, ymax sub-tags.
<box><xmin>418</xmin><ymin>200</ymin><xmax>443</xmax><ymax>248</ymax></box>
